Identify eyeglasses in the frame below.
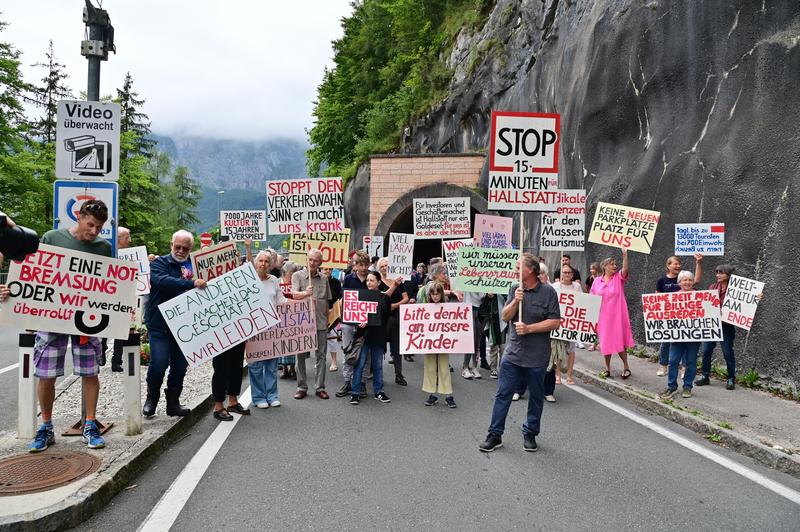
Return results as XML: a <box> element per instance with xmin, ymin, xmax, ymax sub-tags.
<box><xmin>173</xmin><ymin>244</ymin><xmax>191</xmax><ymax>251</ymax></box>
<box><xmin>715</xmin><ymin>269</ymin><xmax>728</xmax><ymax>274</ymax></box>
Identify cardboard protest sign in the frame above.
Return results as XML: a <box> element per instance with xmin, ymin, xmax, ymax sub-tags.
<box><xmin>473</xmin><ymin>214</ymin><xmax>513</xmax><ymax>249</ymax></box>
<box><xmin>399</xmin><ymin>303</ymin><xmax>474</xmax><ymax>354</ymax></box>
<box><xmin>342</xmin><ymin>289</ymin><xmax>383</xmax><ymax>325</ymax></box>
<box><xmin>266</xmin><ymin>177</ymin><xmax>344</xmax><ymax>234</ymax></box>
<box><xmin>675</xmin><ymin>223</ymin><xmax>725</xmax><ymax>256</ymax></box>
<box><xmin>550</xmin><ymin>290</ymin><xmax>601</xmax><ymax>344</ymax></box>
<box><xmin>362</xmin><ymin>235</ymin><xmax>384</xmax><ymax>258</ymax></box>
<box><xmin>413</xmin><ymin>198</ymin><xmax>471</xmax><ymax>238</ymax></box>
<box><xmin>451</xmin><ymin>247</ymin><xmax>520</xmax><ymax>294</ymax></box>
<box><xmin>487</xmin><ymin>173</ymin><xmax>561</xmax><ymax>211</ymax></box>
<box><xmin>220</xmin><ymin>210</ymin><xmax>267</xmax><ymax>242</ymax></box>
<box><xmin>386</xmin><ymin>233</ymin><xmax>414</xmax><ymax>280</ymax></box>
<box><xmin>588</xmin><ymin>202</ymin><xmax>660</xmax><ymax>254</ymax></box>
<box><xmin>158</xmin><ymin>263</ymin><xmax>280</xmax><ymax>367</ymax></box>
<box><xmin>489</xmin><ymin>111</ymin><xmax>560</xmax><ymax>174</ymax></box>
<box><xmin>245</xmin><ymin>299</ymin><xmax>317</xmax><ymax>363</ymax></box>
<box><xmin>288</xmin><ymin>230</ymin><xmax>350</xmax><ymax>268</ymax></box>
<box><xmin>0</xmin><ymin>244</ymin><xmax>138</xmax><ymax>340</ymax></box>
<box><xmin>190</xmin><ymin>241</ymin><xmax>239</xmax><ymax>281</ymax></box>
<box><xmin>540</xmin><ymin>190</ymin><xmax>587</xmax><ymax>251</ymax></box>
<box><xmin>720</xmin><ymin>275</ymin><xmax>764</xmax><ymax>330</ymax></box>
<box><xmin>442</xmin><ymin>238</ymin><xmax>473</xmax><ymax>282</ymax></box>
<box><xmin>641</xmin><ymin>290</ymin><xmax>722</xmax><ymax>343</ymax></box>
<box><xmin>117</xmin><ymin>245</ymin><xmax>151</xmax><ymax>295</ymax></box>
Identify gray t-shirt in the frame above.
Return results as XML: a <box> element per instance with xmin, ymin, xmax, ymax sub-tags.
<box><xmin>503</xmin><ymin>281</ymin><xmax>561</xmax><ymax>368</ymax></box>
<box><xmin>41</xmin><ymin>228</ymin><xmax>112</xmax><ymax>257</ymax></box>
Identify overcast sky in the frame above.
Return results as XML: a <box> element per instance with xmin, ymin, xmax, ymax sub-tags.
<box><xmin>2</xmin><ymin>1</ymin><xmax>353</xmax><ymax>141</ymax></box>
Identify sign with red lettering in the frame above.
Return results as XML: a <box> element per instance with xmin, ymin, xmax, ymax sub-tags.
<box><xmin>442</xmin><ymin>238</ymin><xmax>473</xmax><ymax>283</ymax></box>
<box><xmin>158</xmin><ymin>263</ymin><xmax>280</xmax><ymax>368</ymax></box>
<box><xmin>245</xmin><ymin>299</ymin><xmax>317</xmax><ymax>363</ymax></box>
<box><xmin>473</xmin><ymin>214</ymin><xmax>513</xmax><ymax>249</ymax></box>
<box><xmin>117</xmin><ymin>245</ymin><xmax>150</xmax><ymax>295</ymax></box>
<box><xmin>399</xmin><ymin>303</ymin><xmax>474</xmax><ymax>354</ymax></box>
<box><xmin>550</xmin><ymin>289</ymin><xmax>601</xmax><ymax>344</ymax></box>
<box><xmin>413</xmin><ymin>198</ymin><xmax>470</xmax><ymax>238</ymax></box>
<box><xmin>266</xmin><ymin>177</ymin><xmax>344</xmax><ymax>234</ymax></box>
<box><xmin>190</xmin><ymin>241</ymin><xmax>239</xmax><ymax>281</ymax></box>
<box><xmin>220</xmin><ymin>210</ymin><xmax>267</xmax><ymax>241</ymax></box>
<box><xmin>386</xmin><ymin>233</ymin><xmax>414</xmax><ymax>280</ymax></box>
<box><xmin>588</xmin><ymin>202</ymin><xmax>660</xmax><ymax>254</ymax></box>
<box><xmin>288</xmin><ymin>230</ymin><xmax>350</xmax><ymax>269</ymax></box>
<box><xmin>641</xmin><ymin>290</ymin><xmax>722</xmax><ymax>343</ymax></box>
<box><xmin>342</xmin><ymin>289</ymin><xmax>382</xmax><ymax>326</ymax></box>
<box><xmin>540</xmin><ymin>190</ymin><xmax>587</xmax><ymax>251</ymax></box>
<box><xmin>0</xmin><ymin>244</ymin><xmax>138</xmax><ymax>339</ymax></box>
<box><xmin>720</xmin><ymin>275</ymin><xmax>764</xmax><ymax>331</ymax></box>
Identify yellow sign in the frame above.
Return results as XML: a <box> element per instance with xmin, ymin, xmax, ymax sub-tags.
<box><xmin>588</xmin><ymin>202</ymin><xmax>660</xmax><ymax>254</ymax></box>
<box><xmin>288</xmin><ymin>230</ymin><xmax>351</xmax><ymax>268</ymax></box>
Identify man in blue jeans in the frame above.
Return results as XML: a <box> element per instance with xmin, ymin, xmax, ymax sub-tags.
<box><xmin>479</xmin><ymin>254</ymin><xmax>560</xmax><ymax>453</ymax></box>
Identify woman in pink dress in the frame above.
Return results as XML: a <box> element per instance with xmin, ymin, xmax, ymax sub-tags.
<box><xmin>590</xmin><ymin>249</ymin><xmax>633</xmax><ymax>378</ymax></box>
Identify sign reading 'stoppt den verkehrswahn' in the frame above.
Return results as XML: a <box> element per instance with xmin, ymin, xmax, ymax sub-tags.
<box><xmin>245</xmin><ymin>299</ymin><xmax>317</xmax><ymax>363</ymax></box>
<box><xmin>56</xmin><ymin>100</ymin><xmax>121</xmax><ymax>181</ymax></box>
<box><xmin>158</xmin><ymin>263</ymin><xmax>280</xmax><ymax>367</ymax></box>
<box><xmin>0</xmin><ymin>244</ymin><xmax>138</xmax><ymax>340</ymax></box>
<box><xmin>413</xmin><ymin>197</ymin><xmax>471</xmax><ymax>238</ymax></box>
<box><xmin>266</xmin><ymin>177</ymin><xmax>344</xmax><ymax>234</ymax></box>
<box><xmin>641</xmin><ymin>290</ymin><xmax>723</xmax><ymax>343</ymax></box>
<box><xmin>451</xmin><ymin>247</ymin><xmax>520</xmax><ymax>294</ymax></box>
<box><xmin>220</xmin><ymin>210</ymin><xmax>267</xmax><ymax>241</ymax></box>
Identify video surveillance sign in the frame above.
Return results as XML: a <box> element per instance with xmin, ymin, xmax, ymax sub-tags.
<box><xmin>56</xmin><ymin>99</ymin><xmax>120</xmax><ymax>181</ymax></box>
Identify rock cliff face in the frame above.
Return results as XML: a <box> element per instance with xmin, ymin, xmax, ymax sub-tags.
<box><xmin>348</xmin><ymin>0</ymin><xmax>800</xmax><ymax>386</ymax></box>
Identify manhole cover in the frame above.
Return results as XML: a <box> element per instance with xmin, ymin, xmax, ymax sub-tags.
<box><xmin>0</xmin><ymin>451</ymin><xmax>102</xmax><ymax>495</ymax></box>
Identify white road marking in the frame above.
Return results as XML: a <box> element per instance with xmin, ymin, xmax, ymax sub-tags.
<box><xmin>137</xmin><ymin>387</ymin><xmax>252</xmax><ymax>531</ymax></box>
<box><xmin>567</xmin><ymin>383</ymin><xmax>800</xmax><ymax>506</ymax></box>
<box><xmin>0</xmin><ymin>363</ymin><xmax>19</xmax><ymax>376</ymax></box>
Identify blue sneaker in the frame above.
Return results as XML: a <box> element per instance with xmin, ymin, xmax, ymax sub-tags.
<box><xmin>30</xmin><ymin>424</ymin><xmax>55</xmax><ymax>453</ymax></box>
<box><xmin>83</xmin><ymin>421</ymin><xmax>106</xmax><ymax>449</ymax></box>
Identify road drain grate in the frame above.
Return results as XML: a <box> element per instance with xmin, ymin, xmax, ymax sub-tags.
<box><xmin>0</xmin><ymin>451</ymin><xmax>102</xmax><ymax>495</ymax></box>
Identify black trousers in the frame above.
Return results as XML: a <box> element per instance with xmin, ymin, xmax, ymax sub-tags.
<box><xmin>388</xmin><ymin>313</ymin><xmax>403</xmax><ymax>376</ymax></box>
<box><xmin>212</xmin><ymin>343</ymin><xmax>245</xmax><ymax>402</ymax></box>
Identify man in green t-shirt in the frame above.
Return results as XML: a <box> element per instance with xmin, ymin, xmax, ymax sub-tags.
<box><xmin>0</xmin><ymin>199</ymin><xmax>112</xmax><ymax>453</ymax></box>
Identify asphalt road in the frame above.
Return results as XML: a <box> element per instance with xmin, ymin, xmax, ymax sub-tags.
<box><xmin>73</xmin><ymin>356</ymin><xmax>800</xmax><ymax>532</ymax></box>
<box><xmin>0</xmin><ymin>326</ymin><xmax>22</xmax><ymax>431</ymax></box>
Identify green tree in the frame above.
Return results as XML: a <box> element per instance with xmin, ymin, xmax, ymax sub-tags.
<box><xmin>168</xmin><ymin>165</ymin><xmax>201</xmax><ymax>228</ymax></box>
<box><xmin>30</xmin><ymin>40</ymin><xmax>72</xmax><ymax>142</ymax></box>
<box><xmin>116</xmin><ymin>71</ymin><xmax>155</xmax><ymax>157</ymax></box>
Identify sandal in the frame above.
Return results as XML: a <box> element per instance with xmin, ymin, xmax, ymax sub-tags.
<box><xmin>621</xmin><ymin>369</ymin><xmax>632</xmax><ymax>380</ymax></box>
<box><xmin>566</xmin><ymin>378</ymin><xmax>576</xmax><ymax>385</ymax></box>
<box><xmin>601</xmin><ymin>370</ymin><xmax>611</xmax><ymax>378</ymax></box>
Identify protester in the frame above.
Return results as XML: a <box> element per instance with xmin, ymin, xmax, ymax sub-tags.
<box><xmin>278</xmin><ymin>262</ymin><xmax>299</xmax><ymax>379</ymax></box>
<box><xmin>337</xmin><ymin>250</ymin><xmax>371</xmax><ymax>398</ymax></box>
<box><xmin>421</xmin><ymin>282</ymin><xmax>457</xmax><ymax>408</ymax></box>
<box><xmin>551</xmin><ymin>263</ymin><xmax>582</xmax><ymax>387</ymax></box>
<box><xmin>483</xmin><ymin>291</ymin><xmax>507</xmax><ymax>379</ymax></box>
<box><xmin>553</xmin><ymin>254</ymin><xmax>582</xmax><ymax>283</ymax></box>
<box><xmin>377</xmin><ymin>258</ymin><xmax>410</xmax><ymax>386</ymax></box>
<box><xmin>111</xmin><ymin>225</ymin><xmax>132</xmax><ymax>373</ymax></box>
<box><xmin>538</xmin><ymin>262</ymin><xmax>550</xmax><ymax>284</ymax></box>
<box><xmin>145</xmin><ymin>230</ymin><xmax>206</xmax><ymax>419</ymax></box>
<box><xmin>246</xmin><ymin>249</ymin><xmax>287</xmax><ymax>409</ymax></box>
<box><xmin>411</xmin><ymin>263</ymin><xmax>427</xmax><ymax>287</ymax></box>
<box><xmin>462</xmin><ymin>289</ymin><xmax>487</xmax><ymax>380</ymax></box>
<box><xmin>0</xmin><ymin>200</ymin><xmax>112</xmax><ymax>452</ymax></box>
<box><xmin>479</xmin><ymin>253</ymin><xmax>561</xmax><ymax>453</ymax></box>
<box><xmin>322</xmin><ymin>266</ymin><xmax>343</xmax><ymax>371</ymax></box>
<box><xmin>349</xmin><ymin>270</ymin><xmax>391</xmax><ymax>405</ymax></box>
<box><xmin>585</xmin><ymin>262</ymin><xmax>599</xmax><ymax>293</ymax></box>
<box><xmin>589</xmin><ymin>249</ymin><xmax>634</xmax><ymax>379</ymax></box>
<box><xmin>291</xmin><ymin>249</ymin><xmax>332</xmax><ymax>400</ymax></box>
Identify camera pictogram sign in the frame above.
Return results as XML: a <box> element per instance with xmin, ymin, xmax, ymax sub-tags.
<box><xmin>56</xmin><ymin>100</ymin><xmax>121</xmax><ymax>181</ymax></box>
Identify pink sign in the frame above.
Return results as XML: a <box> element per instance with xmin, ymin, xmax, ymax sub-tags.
<box><xmin>399</xmin><ymin>303</ymin><xmax>474</xmax><ymax>354</ymax></box>
<box><xmin>473</xmin><ymin>214</ymin><xmax>513</xmax><ymax>249</ymax></box>
<box><xmin>245</xmin><ymin>299</ymin><xmax>317</xmax><ymax>363</ymax></box>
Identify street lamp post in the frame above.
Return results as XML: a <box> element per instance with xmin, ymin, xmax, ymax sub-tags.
<box><xmin>217</xmin><ymin>190</ymin><xmax>225</xmax><ymax>216</ymax></box>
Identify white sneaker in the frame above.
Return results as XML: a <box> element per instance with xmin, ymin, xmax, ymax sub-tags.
<box><xmin>471</xmin><ymin>368</ymin><xmax>482</xmax><ymax>379</ymax></box>
<box><xmin>269</xmin><ymin>400</ymin><xmax>281</xmax><ymax>407</ymax></box>
<box><xmin>679</xmin><ymin>367</ymin><xmax>685</xmax><ymax>380</ymax></box>
<box><xmin>461</xmin><ymin>369</ymin><xmax>473</xmax><ymax>380</ymax></box>
<box><xmin>576</xmin><ymin>342</ymin><xmax>585</xmax><ymax>349</ymax></box>
<box><xmin>512</xmin><ymin>392</ymin><xmax>521</xmax><ymax>401</ymax></box>
<box><xmin>656</xmin><ymin>365</ymin><xmax>667</xmax><ymax>377</ymax></box>
<box><xmin>255</xmin><ymin>402</ymin><xmax>270</xmax><ymax>409</ymax></box>
<box><xmin>544</xmin><ymin>394</ymin><xmax>556</xmax><ymax>403</ymax></box>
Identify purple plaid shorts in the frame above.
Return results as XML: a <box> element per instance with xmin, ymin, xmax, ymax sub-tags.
<box><xmin>33</xmin><ymin>332</ymin><xmax>101</xmax><ymax>378</ymax></box>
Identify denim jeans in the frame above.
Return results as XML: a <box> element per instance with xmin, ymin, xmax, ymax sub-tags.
<box><xmin>351</xmin><ymin>342</ymin><xmax>384</xmax><ymax>396</ymax></box>
<box><xmin>700</xmin><ymin>322</ymin><xmax>736</xmax><ymax>379</ymax></box>
<box><xmin>249</xmin><ymin>358</ymin><xmax>279</xmax><ymax>404</ymax></box>
<box><xmin>488</xmin><ymin>358</ymin><xmax>546</xmax><ymax>437</ymax></box>
<box><xmin>146</xmin><ymin>328</ymin><xmax>188</xmax><ymax>390</ymax></box>
<box><xmin>668</xmin><ymin>342</ymin><xmax>700</xmax><ymax>390</ymax></box>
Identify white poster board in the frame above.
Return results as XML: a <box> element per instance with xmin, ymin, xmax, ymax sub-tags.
<box><xmin>720</xmin><ymin>275</ymin><xmax>764</xmax><ymax>330</ymax></box>
<box><xmin>413</xmin><ymin>198</ymin><xmax>471</xmax><ymax>238</ymax></box>
<box><xmin>540</xmin><ymin>190</ymin><xmax>587</xmax><ymax>251</ymax></box>
<box><xmin>117</xmin><ymin>245</ymin><xmax>151</xmax><ymax>295</ymax></box>
<box><xmin>386</xmin><ymin>233</ymin><xmax>414</xmax><ymax>280</ymax></box>
<box><xmin>220</xmin><ymin>210</ymin><xmax>267</xmax><ymax>241</ymax></box>
<box><xmin>674</xmin><ymin>223</ymin><xmax>725</xmax><ymax>256</ymax></box>
<box><xmin>266</xmin><ymin>177</ymin><xmax>344</xmax><ymax>234</ymax></box>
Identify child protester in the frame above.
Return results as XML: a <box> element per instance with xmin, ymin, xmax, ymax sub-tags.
<box><xmin>419</xmin><ymin>282</ymin><xmax>457</xmax><ymax>408</ymax></box>
<box><xmin>350</xmin><ymin>271</ymin><xmax>391</xmax><ymax>405</ymax></box>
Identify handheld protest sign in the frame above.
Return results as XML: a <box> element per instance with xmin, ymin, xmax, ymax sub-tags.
<box><xmin>720</xmin><ymin>275</ymin><xmax>764</xmax><ymax>330</ymax></box>
<box><xmin>550</xmin><ymin>290</ymin><xmax>602</xmax><ymax>344</ymax></box>
<box><xmin>386</xmin><ymin>233</ymin><xmax>414</xmax><ymax>280</ymax></box>
<box><xmin>288</xmin><ymin>230</ymin><xmax>351</xmax><ymax>269</ymax></box>
<box><xmin>674</xmin><ymin>223</ymin><xmax>725</xmax><ymax>256</ymax></box>
<box><xmin>267</xmin><ymin>177</ymin><xmax>344</xmax><ymax>235</ymax></box>
<box><xmin>588</xmin><ymin>202</ymin><xmax>660</xmax><ymax>254</ymax></box>
<box><xmin>190</xmin><ymin>240</ymin><xmax>239</xmax><ymax>281</ymax></box>
<box><xmin>117</xmin><ymin>245</ymin><xmax>151</xmax><ymax>295</ymax></box>
<box><xmin>245</xmin><ymin>299</ymin><xmax>317</xmax><ymax>363</ymax></box>
<box><xmin>442</xmin><ymin>238</ymin><xmax>473</xmax><ymax>283</ymax></box>
<box><xmin>342</xmin><ymin>289</ymin><xmax>382</xmax><ymax>326</ymax></box>
<box><xmin>642</xmin><ymin>290</ymin><xmax>723</xmax><ymax>343</ymax></box>
<box><xmin>399</xmin><ymin>303</ymin><xmax>474</xmax><ymax>354</ymax></box>
<box><xmin>413</xmin><ymin>198</ymin><xmax>471</xmax><ymax>238</ymax></box>
<box><xmin>220</xmin><ymin>210</ymin><xmax>267</xmax><ymax>242</ymax></box>
<box><xmin>474</xmin><ymin>214</ymin><xmax>513</xmax><ymax>249</ymax></box>
<box><xmin>451</xmin><ymin>247</ymin><xmax>520</xmax><ymax>294</ymax></box>
<box><xmin>540</xmin><ymin>190</ymin><xmax>587</xmax><ymax>251</ymax></box>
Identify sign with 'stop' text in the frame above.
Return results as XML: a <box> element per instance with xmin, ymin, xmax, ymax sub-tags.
<box><xmin>442</xmin><ymin>238</ymin><xmax>473</xmax><ymax>283</ymax></box>
<box><xmin>413</xmin><ymin>198</ymin><xmax>471</xmax><ymax>238</ymax></box>
<box><xmin>190</xmin><ymin>241</ymin><xmax>239</xmax><ymax>281</ymax></box>
<box><xmin>451</xmin><ymin>247</ymin><xmax>520</xmax><ymax>294</ymax></box>
<box><xmin>489</xmin><ymin>111</ymin><xmax>560</xmax><ymax>174</ymax></box>
<box><xmin>266</xmin><ymin>177</ymin><xmax>344</xmax><ymax>234</ymax></box>
<box><xmin>220</xmin><ymin>210</ymin><xmax>267</xmax><ymax>242</ymax></box>
<box><xmin>473</xmin><ymin>214</ymin><xmax>513</xmax><ymax>249</ymax></box>
<box><xmin>245</xmin><ymin>299</ymin><xmax>317</xmax><ymax>363</ymax></box>
<box><xmin>642</xmin><ymin>290</ymin><xmax>722</xmax><ymax>343</ymax></box>
<box><xmin>675</xmin><ymin>223</ymin><xmax>725</xmax><ymax>256</ymax></box>
<box><xmin>342</xmin><ymin>289</ymin><xmax>383</xmax><ymax>326</ymax></box>
<box><xmin>0</xmin><ymin>244</ymin><xmax>138</xmax><ymax>340</ymax></box>
<box><xmin>289</xmin><ymin>230</ymin><xmax>351</xmax><ymax>269</ymax></box>
<box><xmin>588</xmin><ymin>202</ymin><xmax>660</xmax><ymax>254</ymax></box>
<box><xmin>400</xmin><ymin>303</ymin><xmax>474</xmax><ymax>354</ymax></box>
<box><xmin>550</xmin><ymin>289</ymin><xmax>601</xmax><ymax>344</ymax></box>
<box><xmin>540</xmin><ymin>190</ymin><xmax>587</xmax><ymax>251</ymax></box>
<box><xmin>720</xmin><ymin>275</ymin><xmax>764</xmax><ymax>331</ymax></box>
<box><xmin>117</xmin><ymin>245</ymin><xmax>150</xmax><ymax>295</ymax></box>
<box><xmin>387</xmin><ymin>233</ymin><xmax>414</xmax><ymax>280</ymax></box>
<box><xmin>158</xmin><ymin>263</ymin><xmax>280</xmax><ymax>368</ymax></box>
<box><xmin>56</xmin><ymin>100</ymin><xmax>121</xmax><ymax>181</ymax></box>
